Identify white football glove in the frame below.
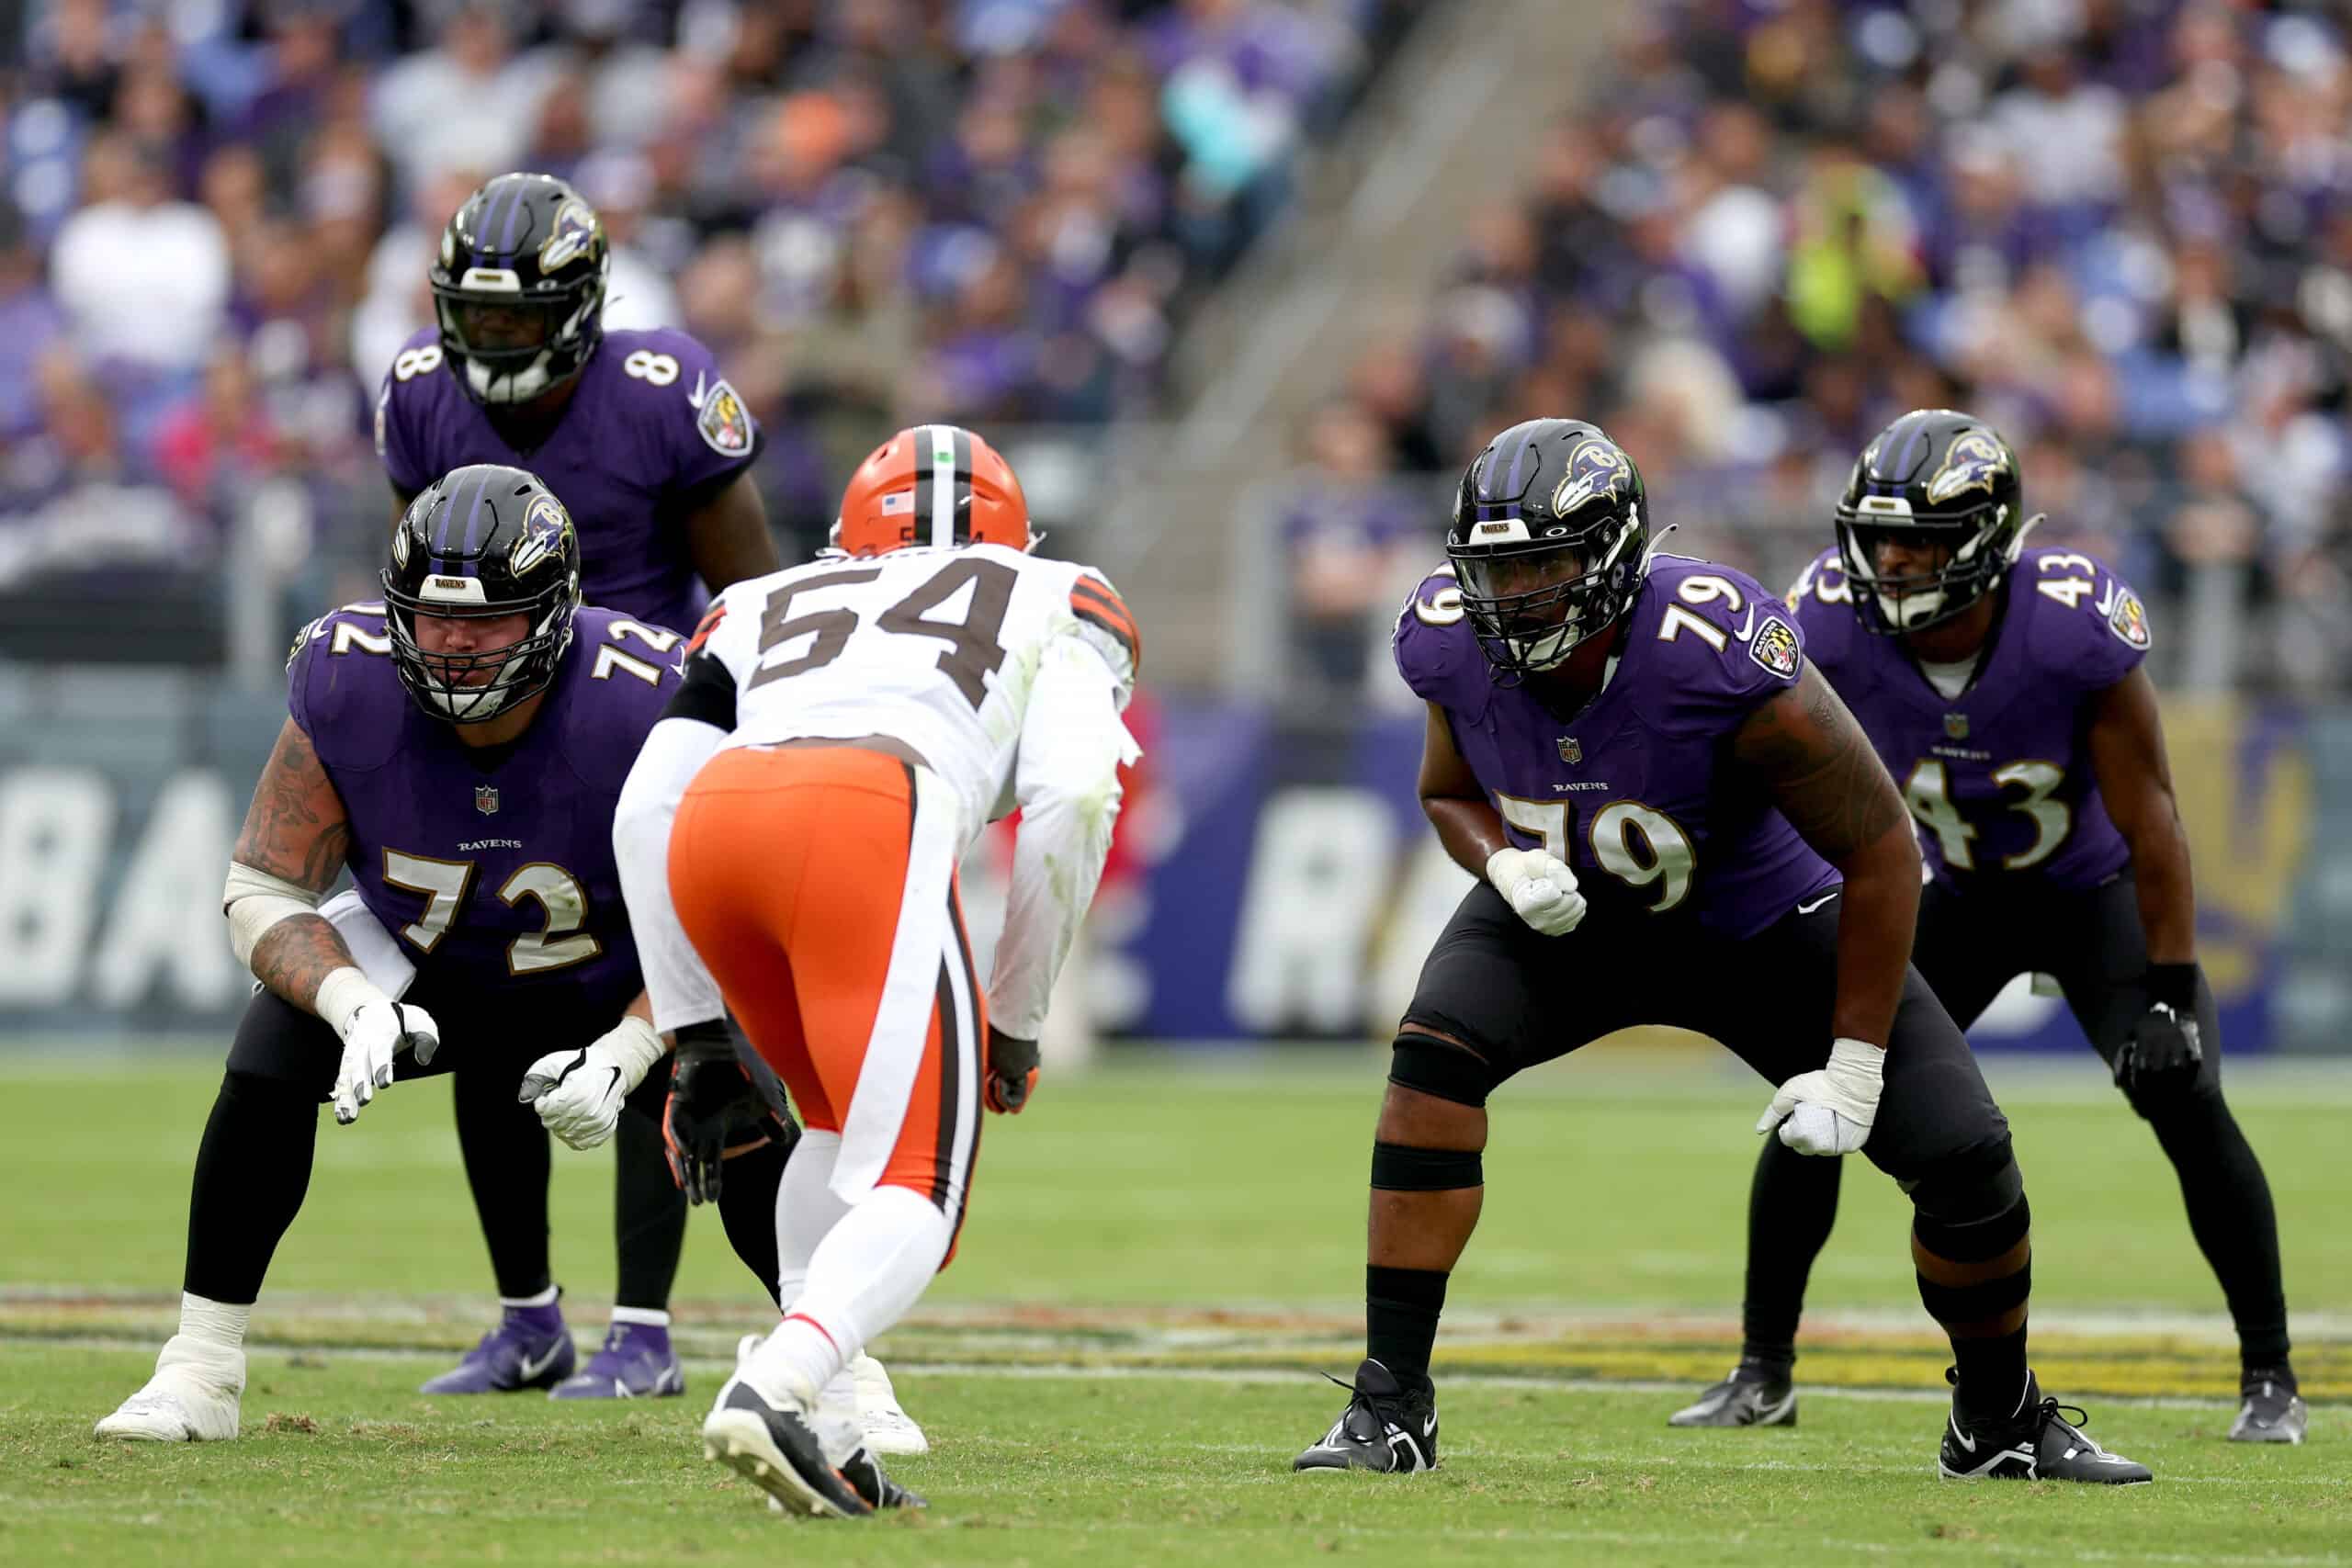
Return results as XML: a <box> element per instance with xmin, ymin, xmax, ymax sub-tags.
<box><xmin>519</xmin><ymin>1015</ymin><xmax>667</xmax><ymax>1150</ymax></box>
<box><xmin>1757</xmin><ymin>1038</ymin><xmax>1883</xmax><ymax>1156</ymax></box>
<box><xmin>1487</xmin><ymin>846</ymin><xmax>1587</xmax><ymax>936</ymax></box>
<box><xmin>330</xmin><ymin>997</ymin><xmax>441</xmax><ymax>1125</ymax></box>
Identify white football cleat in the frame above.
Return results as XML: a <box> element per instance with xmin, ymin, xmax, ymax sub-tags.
<box><xmin>95</xmin><ymin>1335</ymin><xmax>245</xmax><ymax>1441</ymax></box>
<box><xmin>852</xmin><ymin>1354</ymin><xmax>928</xmax><ymax>1455</ymax></box>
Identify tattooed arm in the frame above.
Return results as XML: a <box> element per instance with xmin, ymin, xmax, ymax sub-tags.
<box><xmin>1730</xmin><ymin>666</ymin><xmax>1920</xmax><ymax>1047</ymax></box>
<box><xmin>230</xmin><ymin>717</ymin><xmax>361</xmax><ymax>1013</ymax></box>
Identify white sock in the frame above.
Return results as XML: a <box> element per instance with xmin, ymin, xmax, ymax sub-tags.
<box><xmin>774</xmin><ymin>1130</ymin><xmax>846</xmax><ymax>1309</ymax></box>
<box><xmin>500</xmin><ymin>1284</ymin><xmax>560</xmax><ymax>1310</ymax></box>
<box><xmin>610</xmin><ymin>1306</ymin><xmax>670</xmax><ymax>1328</ymax></box>
<box><xmin>813</xmin><ymin>1367</ymin><xmax>862</xmax><ymax>1463</ymax></box>
<box><xmin>766</xmin><ymin>1186</ymin><xmax>952</xmax><ymax>1391</ymax></box>
<box><xmin>178</xmin><ymin>1292</ymin><xmax>250</xmax><ymax>1352</ymax></box>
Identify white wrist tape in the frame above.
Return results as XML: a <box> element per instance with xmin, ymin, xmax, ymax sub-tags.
<box><xmin>601</xmin><ymin>1014</ymin><xmax>668</xmax><ymax>1092</ymax></box>
<box><xmin>312</xmin><ymin>966</ymin><xmax>390</xmax><ymax>1038</ymax></box>
<box><xmin>223</xmin><ymin>861</ymin><xmax>322</xmax><ymax>968</ymax></box>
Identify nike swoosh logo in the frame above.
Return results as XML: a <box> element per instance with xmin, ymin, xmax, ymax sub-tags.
<box><xmin>517</xmin><ymin>1344</ymin><xmax>565</xmax><ymax>1382</ymax></box>
<box><xmin>1735</xmin><ymin>604</ymin><xmax>1758</xmax><ymax>640</ymax></box>
<box><xmin>603</xmin><ymin>1067</ymin><xmax>621</xmax><ymax>1099</ymax></box>
<box><xmin>1950</xmin><ymin>1418</ymin><xmax>1977</xmax><ymax>1454</ymax></box>
<box><xmin>1423</xmin><ymin>1415</ymin><xmax>1437</xmax><ymax>1437</ymax></box>
<box><xmin>1796</xmin><ymin>892</ymin><xmax>1838</xmax><ymax>915</ymax></box>
<box><xmin>686</xmin><ymin>369</ymin><xmax>708</xmax><ymax>409</ymax></box>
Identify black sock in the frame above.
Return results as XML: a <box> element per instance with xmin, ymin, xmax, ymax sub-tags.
<box><xmin>453</xmin><ymin>1066</ymin><xmax>553</xmax><ymax>1300</ymax></box>
<box><xmin>184</xmin><ymin>1071</ymin><xmax>319</xmax><ymax>1303</ymax></box>
<box><xmin>2142</xmin><ymin>1097</ymin><xmax>2291</xmax><ymax>1372</ymax></box>
<box><xmin>1741</xmin><ymin>1135</ymin><xmax>1840</xmax><ymax>1369</ymax></box>
<box><xmin>1950</xmin><ymin>1325</ymin><xmax>2030</xmax><ymax>1424</ymax></box>
<box><xmin>612</xmin><ymin>1111</ymin><xmax>688</xmax><ymax>1311</ymax></box>
<box><xmin>714</xmin><ymin>1134</ymin><xmax>790</xmax><ymax>1307</ymax></box>
<box><xmin>1913</xmin><ymin>1180</ymin><xmax>2033</xmax><ymax>1425</ymax></box>
<box><xmin>1366</xmin><ymin>1265</ymin><xmax>1447</xmax><ymax>1387</ymax></box>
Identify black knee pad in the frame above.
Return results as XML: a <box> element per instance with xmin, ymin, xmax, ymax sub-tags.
<box><xmin>1370</xmin><ymin>1140</ymin><xmax>1483</xmax><ymax>1191</ymax></box>
<box><xmin>1909</xmin><ymin>1139</ymin><xmax>2028</xmax><ymax>1260</ymax></box>
<box><xmin>1917</xmin><ymin>1258</ymin><xmax>2032</xmax><ymax>1325</ymax></box>
<box><xmin>1388</xmin><ymin>1030</ymin><xmax>1497</xmax><ymax>1109</ymax></box>
<box><xmin>2120</xmin><ymin>1067</ymin><xmax>2219</xmax><ymax>1123</ymax></box>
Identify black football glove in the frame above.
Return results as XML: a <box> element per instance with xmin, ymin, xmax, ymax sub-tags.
<box><xmin>662</xmin><ymin>1021</ymin><xmax>763</xmax><ymax>1204</ymax></box>
<box><xmin>985</xmin><ymin>1027</ymin><xmax>1040</xmax><ymax>1115</ymax></box>
<box><xmin>2114</xmin><ymin>964</ymin><xmax>2203</xmax><ymax>1096</ymax></box>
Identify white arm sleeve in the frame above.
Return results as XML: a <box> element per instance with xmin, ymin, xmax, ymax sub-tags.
<box><xmin>989</xmin><ymin>635</ymin><xmax>1142</xmax><ymax>1042</ymax></box>
<box><xmin>615</xmin><ymin>716</ymin><xmax>730</xmax><ymax>1034</ymax></box>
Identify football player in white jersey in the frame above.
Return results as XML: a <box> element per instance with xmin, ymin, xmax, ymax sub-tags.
<box><xmin>609</xmin><ymin>424</ymin><xmax>1141</xmax><ymax>1516</ymax></box>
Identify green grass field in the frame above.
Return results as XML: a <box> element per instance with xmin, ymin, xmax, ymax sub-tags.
<box><xmin>3</xmin><ymin>1047</ymin><xmax>2346</xmax><ymax>1566</ymax></box>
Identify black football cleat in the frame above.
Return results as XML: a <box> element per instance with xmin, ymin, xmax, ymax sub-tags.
<box><xmin>1668</xmin><ymin>1363</ymin><xmax>1796</xmax><ymax>1428</ymax></box>
<box><xmin>842</xmin><ymin>1445</ymin><xmax>927</xmax><ymax>1509</ymax></box>
<box><xmin>1938</xmin><ymin>1371</ymin><xmax>2151</xmax><ymax>1484</ymax></box>
<box><xmin>702</xmin><ymin>1379</ymin><xmax>873</xmax><ymax>1518</ymax></box>
<box><xmin>2229</xmin><ymin>1369</ymin><xmax>2307</xmax><ymax>1444</ymax></box>
<box><xmin>1293</xmin><ymin>1358</ymin><xmax>1438</xmax><ymax>1474</ymax></box>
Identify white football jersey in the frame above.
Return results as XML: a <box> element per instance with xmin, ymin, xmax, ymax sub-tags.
<box><xmin>688</xmin><ymin>543</ymin><xmax>1138</xmax><ymax>849</ymax></box>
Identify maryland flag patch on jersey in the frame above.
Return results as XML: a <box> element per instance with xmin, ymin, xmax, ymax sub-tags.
<box><xmin>2108</xmin><ymin>585</ymin><xmax>2151</xmax><ymax>650</ymax></box>
<box><xmin>1070</xmin><ymin>573</ymin><xmax>1142</xmax><ymax>681</ymax></box>
<box><xmin>695</xmin><ymin>378</ymin><xmax>754</xmax><ymax>457</ymax></box>
<box><xmin>1748</xmin><ymin>614</ymin><xmax>1801</xmax><ymax>680</ymax></box>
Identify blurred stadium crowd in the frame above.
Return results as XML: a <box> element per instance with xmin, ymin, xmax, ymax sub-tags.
<box><xmin>0</xmin><ymin>0</ymin><xmax>1408</xmax><ymax>659</ymax></box>
<box><xmin>1283</xmin><ymin>0</ymin><xmax>2352</xmax><ymax>700</ymax></box>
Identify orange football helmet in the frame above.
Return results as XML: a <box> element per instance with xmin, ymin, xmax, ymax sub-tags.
<box><xmin>831</xmin><ymin>423</ymin><xmax>1033</xmax><ymax>556</ymax></box>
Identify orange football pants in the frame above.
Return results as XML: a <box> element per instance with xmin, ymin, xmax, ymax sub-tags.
<box><xmin>667</xmin><ymin>745</ymin><xmax>984</xmax><ymax>1241</ymax></box>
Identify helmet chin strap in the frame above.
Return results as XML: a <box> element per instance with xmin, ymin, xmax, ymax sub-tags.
<box><xmin>468</xmin><ymin>351</ymin><xmax>556</xmax><ymax>405</ymax></box>
<box><xmin>1891</xmin><ymin>585</ymin><xmax>1949</xmax><ymax>628</ymax></box>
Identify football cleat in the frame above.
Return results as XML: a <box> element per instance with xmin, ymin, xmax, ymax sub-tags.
<box><xmin>1938</xmin><ymin>1371</ymin><xmax>2151</xmax><ymax>1483</ymax></box>
<box><xmin>2229</xmin><ymin>1370</ymin><xmax>2307</xmax><ymax>1444</ymax></box>
<box><xmin>841</xmin><ymin>1445</ymin><xmax>927</xmax><ymax>1510</ymax></box>
<box><xmin>550</xmin><ymin>1321</ymin><xmax>684</xmax><ymax>1400</ymax></box>
<box><xmin>419</xmin><ymin>1302</ymin><xmax>575</xmax><ymax>1394</ymax></box>
<box><xmin>94</xmin><ymin>1335</ymin><xmax>244</xmax><ymax>1441</ymax></box>
<box><xmin>852</xmin><ymin>1354</ymin><xmax>929</xmax><ymax>1455</ymax></box>
<box><xmin>703</xmin><ymin>1375</ymin><xmax>872</xmax><ymax>1519</ymax></box>
<box><xmin>1293</xmin><ymin>1358</ymin><xmax>1439</xmax><ymax>1474</ymax></box>
<box><xmin>1668</xmin><ymin>1363</ymin><xmax>1797</xmax><ymax>1427</ymax></box>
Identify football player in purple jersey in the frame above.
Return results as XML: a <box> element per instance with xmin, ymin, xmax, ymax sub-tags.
<box><xmin>1670</xmin><ymin>411</ymin><xmax>2302</xmax><ymax>1446</ymax></box>
<box><xmin>379</xmin><ymin>172</ymin><xmax>779</xmax><ymax>631</ymax></box>
<box><xmin>1293</xmin><ymin>419</ymin><xmax>2150</xmax><ymax>1484</ymax></box>
<box><xmin>86</xmin><ymin>470</ymin><xmax>918</xmax><ymax>1500</ymax></box>
<box><xmin>372</xmin><ymin>173</ymin><xmax>831</xmax><ymax>1411</ymax></box>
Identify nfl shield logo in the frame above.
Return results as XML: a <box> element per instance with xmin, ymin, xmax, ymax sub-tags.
<box><xmin>1557</xmin><ymin>737</ymin><xmax>1581</xmax><ymax>764</ymax></box>
<box><xmin>1943</xmin><ymin>713</ymin><xmax>1969</xmax><ymax>740</ymax></box>
<box><xmin>475</xmin><ymin>784</ymin><xmax>500</xmax><ymax>816</ymax></box>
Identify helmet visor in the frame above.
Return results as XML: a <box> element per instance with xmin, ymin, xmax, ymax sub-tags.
<box><xmin>1455</xmin><ymin>543</ymin><xmax>1623</xmax><ymax>672</ymax></box>
<box><xmin>383</xmin><ymin>589</ymin><xmax>564</xmax><ymax>724</ymax></box>
<box><xmin>1835</xmin><ymin>513</ymin><xmax>2005</xmax><ymax>634</ymax></box>
<box><xmin>435</xmin><ymin>293</ymin><xmax>564</xmax><ymax>362</ymax></box>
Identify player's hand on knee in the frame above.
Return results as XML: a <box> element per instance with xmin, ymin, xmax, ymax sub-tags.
<box><xmin>331</xmin><ymin>999</ymin><xmax>440</xmax><ymax>1125</ymax></box>
<box><xmin>2114</xmin><ymin>1001</ymin><xmax>2201</xmax><ymax>1097</ymax></box>
<box><xmin>1758</xmin><ymin>1038</ymin><xmax>1883</xmax><ymax>1156</ymax></box>
<box><xmin>662</xmin><ymin>1022</ymin><xmax>760</xmax><ymax>1204</ymax></box>
<box><xmin>520</xmin><ymin>1016</ymin><xmax>665</xmax><ymax>1151</ymax></box>
<box><xmin>1487</xmin><ymin>847</ymin><xmax>1586</xmax><ymax>936</ymax></box>
<box><xmin>985</xmin><ymin>1027</ymin><xmax>1040</xmax><ymax>1114</ymax></box>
